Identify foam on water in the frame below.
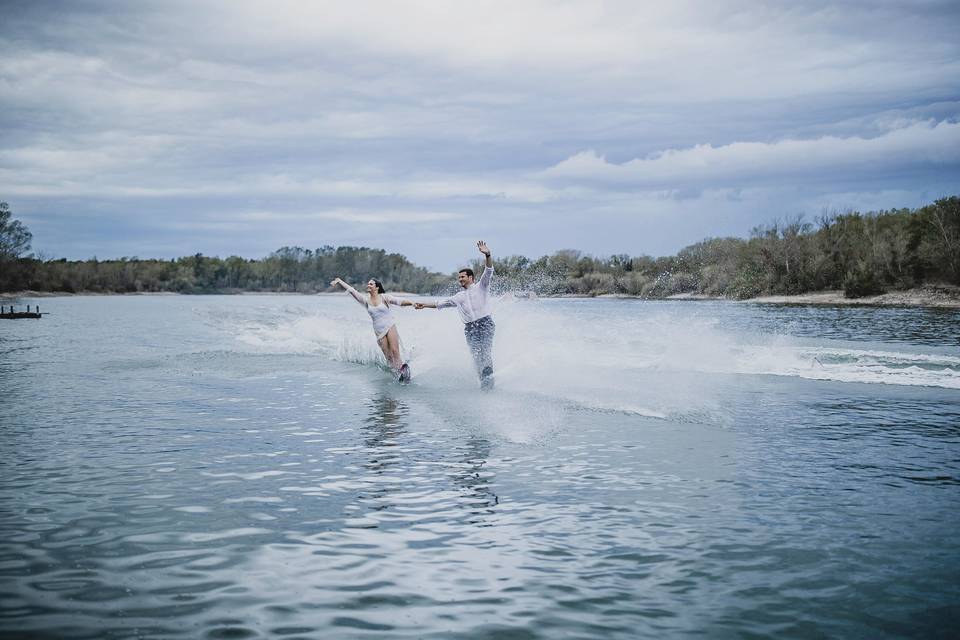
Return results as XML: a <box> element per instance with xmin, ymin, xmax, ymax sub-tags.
<box><xmin>740</xmin><ymin>345</ymin><xmax>960</xmax><ymax>389</ymax></box>
<box><xmin>224</xmin><ymin>297</ymin><xmax>960</xmax><ymax>414</ymax></box>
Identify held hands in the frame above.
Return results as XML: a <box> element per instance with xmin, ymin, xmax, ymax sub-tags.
<box><xmin>477</xmin><ymin>240</ymin><xmax>491</xmax><ymax>257</ymax></box>
<box><xmin>414</xmin><ymin>303</ymin><xmax>426</xmax><ymax>310</ymax></box>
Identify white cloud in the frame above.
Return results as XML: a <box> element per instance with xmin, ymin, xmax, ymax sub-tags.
<box><xmin>233</xmin><ymin>209</ymin><xmax>465</xmax><ymax>224</ymax></box>
<box><xmin>148</xmin><ymin>0</ymin><xmax>960</xmax><ymax>103</ymax></box>
<box><xmin>0</xmin><ymin>166</ymin><xmax>558</xmax><ymax>203</ymax></box>
<box><xmin>542</xmin><ymin>119</ymin><xmax>960</xmax><ymax>189</ymax></box>
<box><xmin>2</xmin><ymin>1</ymin><xmax>958</xmax><ymax>265</ymax></box>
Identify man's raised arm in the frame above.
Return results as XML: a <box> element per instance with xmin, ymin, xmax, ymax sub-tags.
<box><xmin>477</xmin><ymin>240</ymin><xmax>493</xmax><ymax>288</ymax></box>
<box><xmin>478</xmin><ymin>240</ymin><xmax>492</xmax><ymax>268</ymax></box>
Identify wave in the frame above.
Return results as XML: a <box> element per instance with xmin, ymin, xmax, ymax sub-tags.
<box><xmin>216</xmin><ymin>298</ymin><xmax>960</xmax><ymax>409</ymax></box>
<box><xmin>739</xmin><ymin>345</ymin><xmax>960</xmax><ymax>389</ymax></box>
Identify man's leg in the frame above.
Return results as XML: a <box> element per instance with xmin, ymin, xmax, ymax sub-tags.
<box><xmin>465</xmin><ymin>317</ymin><xmax>495</xmax><ymax>389</ymax></box>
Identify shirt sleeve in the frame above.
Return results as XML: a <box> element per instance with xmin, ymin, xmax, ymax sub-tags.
<box><xmin>384</xmin><ymin>295</ymin><xmax>405</xmax><ymax>307</ymax></box>
<box><xmin>478</xmin><ymin>265</ymin><xmax>494</xmax><ymax>289</ymax></box>
<box><xmin>435</xmin><ymin>296</ymin><xmax>457</xmax><ymax>309</ymax></box>
<box><xmin>344</xmin><ymin>285</ymin><xmax>367</xmax><ymax>306</ymax></box>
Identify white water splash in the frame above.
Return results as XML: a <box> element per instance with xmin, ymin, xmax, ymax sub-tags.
<box><xmin>224</xmin><ymin>297</ymin><xmax>960</xmax><ymax>409</ymax></box>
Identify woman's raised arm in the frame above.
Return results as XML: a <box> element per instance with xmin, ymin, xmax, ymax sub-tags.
<box><xmin>330</xmin><ymin>278</ymin><xmax>366</xmax><ymax>305</ymax></box>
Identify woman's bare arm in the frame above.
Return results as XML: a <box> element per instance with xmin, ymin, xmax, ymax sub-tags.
<box><xmin>385</xmin><ymin>295</ymin><xmax>415</xmax><ymax>308</ymax></box>
<box><xmin>330</xmin><ymin>278</ymin><xmax>366</xmax><ymax>305</ymax></box>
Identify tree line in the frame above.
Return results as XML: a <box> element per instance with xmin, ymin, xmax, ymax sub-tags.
<box><xmin>476</xmin><ymin>195</ymin><xmax>959</xmax><ymax>298</ymax></box>
<box><xmin>1</xmin><ymin>196</ymin><xmax>958</xmax><ymax>298</ymax></box>
<box><xmin>0</xmin><ymin>241</ymin><xmax>449</xmax><ymax>295</ymax></box>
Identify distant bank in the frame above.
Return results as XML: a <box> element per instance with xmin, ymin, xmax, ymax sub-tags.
<box><xmin>5</xmin><ymin>285</ymin><xmax>960</xmax><ymax>309</ymax></box>
<box><xmin>577</xmin><ymin>284</ymin><xmax>960</xmax><ymax>308</ymax></box>
<box><xmin>666</xmin><ymin>285</ymin><xmax>960</xmax><ymax>308</ymax></box>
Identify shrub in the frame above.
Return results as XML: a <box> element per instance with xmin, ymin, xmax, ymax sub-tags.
<box><xmin>843</xmin><ymin>261</ymin><xmax>885</xmax><ymax>298</ymax></box>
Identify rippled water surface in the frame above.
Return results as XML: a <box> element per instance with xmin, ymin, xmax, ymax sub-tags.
<box><xmin>2</xmin><ymin>295</ymin><xmax>959</xmax><ymax>638</ymax></box>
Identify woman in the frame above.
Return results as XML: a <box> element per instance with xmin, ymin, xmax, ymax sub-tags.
<box><xmin>330</xmin><ymin>277</ymin><xmax>413</xmax><ymax>383</ymax></box>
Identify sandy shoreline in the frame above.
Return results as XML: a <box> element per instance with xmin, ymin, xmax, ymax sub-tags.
<box><xmin>741</xmin><ymin>289</ymin><xmax>960</xmax><ymax>308</ymax></box>
<box><xmin>665</xmin><ymin>286</ymin><xmax>960</xmax><ymax>308</ymax></box>
<box><xmin>4</xmin><ymin>286</ymin><xmax>959</xmax><ymax>308</ymax></box>
<box><xmin>555</xmin><ymin>286</ymin><xmax>960</xmax><ymax>308</ymax></box>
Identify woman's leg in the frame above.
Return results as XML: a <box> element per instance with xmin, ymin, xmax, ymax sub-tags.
<box><xmin>378</xmin><ymin>326</ymin><xmax>403</xmax><ymax>371</ymax></box>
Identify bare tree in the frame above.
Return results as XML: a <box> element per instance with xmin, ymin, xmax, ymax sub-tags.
<box><xmin>924</xmin><ymin>197</ymin><xmax>960</xmax><ymax>283</ymax></box>
<box><xmin>0</xmin><ymin>202</ymin><xmax>32</xmax><ymax>261</ymax></box>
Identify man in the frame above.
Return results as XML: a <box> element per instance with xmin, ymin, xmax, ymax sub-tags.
<box><xmin>415</xmin><ymin>240</ymin><xmax>496</xmax><ymax>389</ymax></box>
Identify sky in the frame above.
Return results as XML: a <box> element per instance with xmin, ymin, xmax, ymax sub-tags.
<box><xmin>2</xmin><ymin>0</ymin><xmax>959</xmax><ymax>272</ymax></box>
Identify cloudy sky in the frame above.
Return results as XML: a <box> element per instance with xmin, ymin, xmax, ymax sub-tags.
<box><xmin>2</xmin><ymin>0</ymin><xmax>959</xmax><ymax>271</ymax></box>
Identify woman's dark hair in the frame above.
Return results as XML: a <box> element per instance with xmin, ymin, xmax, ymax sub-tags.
<box><xmin>372</xmin><ymin>279</ymin><xmax>385</xmax><ymax>294</ymax></box>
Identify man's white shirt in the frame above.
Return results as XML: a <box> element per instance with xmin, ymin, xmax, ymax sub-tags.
<box><xmin>436</xmin><ymin>266</ymin><xmax>493</xmax><ymax>323</ymax></box>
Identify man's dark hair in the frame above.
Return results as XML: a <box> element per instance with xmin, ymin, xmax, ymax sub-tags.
<box><xmin>459</xmin><ymin>268</ymin><xmax>474</xmax><ymax>278</ymax></box>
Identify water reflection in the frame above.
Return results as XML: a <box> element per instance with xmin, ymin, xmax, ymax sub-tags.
<box><xmin>357</xmin><ymin>394</ymin><xmax>409</xmax><ymax>513</ymax></box>
<box><xmin>362</xmin><ymin>394</ymin><xmax>408</xmax><ymax>470</ymax></box>
<box><xmin>452</xmin><ymin>435</ymin><xmax>499</xmax><ymax>523</ymax></box>
<box><xmin>357</xmin><ymin>393</ymin><xmax>500</xmax><ymax>525</ymax></box>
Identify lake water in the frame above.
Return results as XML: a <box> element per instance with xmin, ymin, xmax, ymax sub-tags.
<box><xmin>2</xmin><ymin>294</ymin><xmax>959</xmax><ymax>638</ymax></box>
